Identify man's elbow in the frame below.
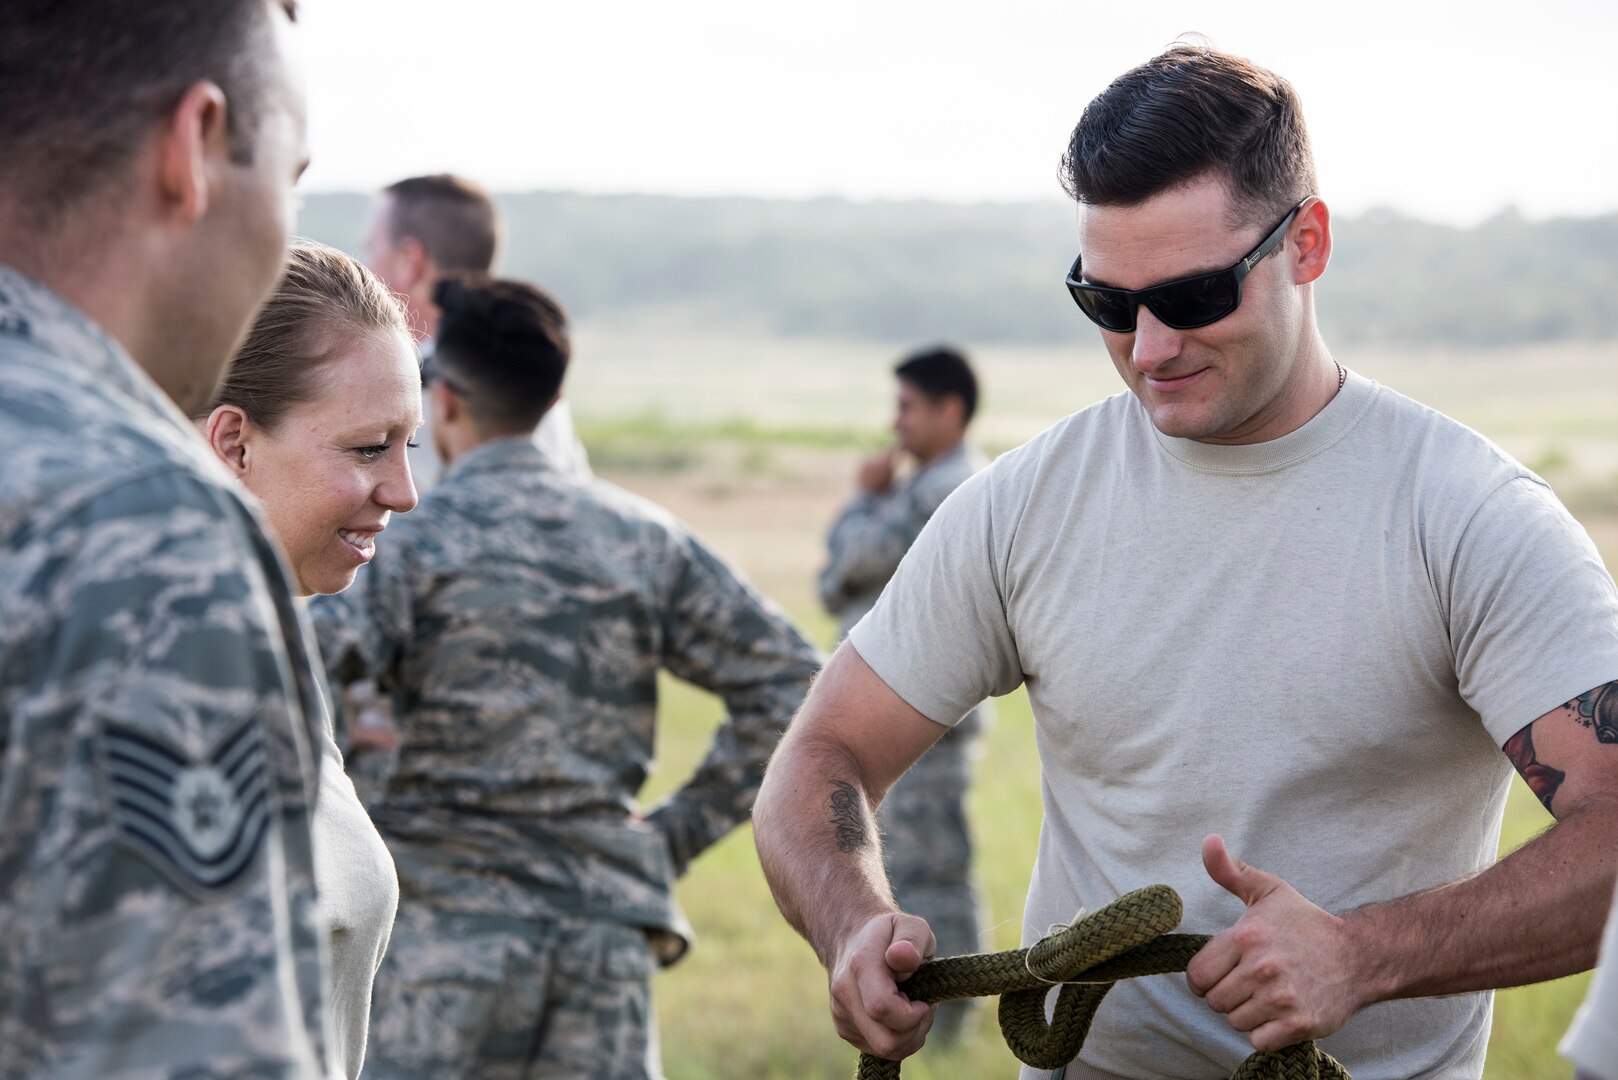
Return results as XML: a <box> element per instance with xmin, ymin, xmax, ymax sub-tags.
<box><xmin>759</xmin><ymin>721</ymin><xmax>853</xmax><ymax>814</ymax></box>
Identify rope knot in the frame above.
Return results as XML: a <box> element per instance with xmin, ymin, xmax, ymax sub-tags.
<box><xmin>854</xmin><ymin>885</ymin><xmax>1349</xmax><ymax>1080</ymax></box>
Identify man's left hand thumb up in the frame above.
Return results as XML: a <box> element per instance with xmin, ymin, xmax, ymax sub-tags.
<box><xmin>1186</xmin><ymin>834</ymin><xmax>1367</xmax><ymax>1052</ymax></box>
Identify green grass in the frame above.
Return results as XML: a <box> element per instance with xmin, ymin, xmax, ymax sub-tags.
<box><xmin>577</xmin><ymin>413</ymin><xmax>888</xmax><ymax>475</ymax></box>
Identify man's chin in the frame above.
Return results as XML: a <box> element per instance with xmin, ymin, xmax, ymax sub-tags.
<box><xmin>1139</xmin><ymin>398</ymin><xmax>1220</xmax><ymax>441</ymax></box>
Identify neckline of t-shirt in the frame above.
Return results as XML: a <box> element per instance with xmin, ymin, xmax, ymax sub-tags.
<box><xmin>1149</xmin><ymin>369</ymin><xmax>1380</xmax><ymax>475</ymax></box>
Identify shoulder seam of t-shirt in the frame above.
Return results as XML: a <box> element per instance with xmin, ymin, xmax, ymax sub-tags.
<box><xmin>1149</xmin><ymin>379</ymin><xmax>1382</xmax><ymax>476</ymax></box>
<box><xmin>1449</xmin><ymin>472</ymin><xmax>1618</xmax><ymax>742</ymax></box>
<box><xmin>1436</xmin><ymin>471</ymin><xmax>1550</xmax><ymax>704</ymax></box>
<box><xmin>983</xmin><ymin>459</ymin><xmax>1035</xmax><ymax>679</ymax></box>
<box><xmin>981</xmin><ymin>431</ymin><xmax>1049</xmax><ymax>610</ymax></box>
<box><xmin>1442</xmin><ymin>472</ymin><xmax>1547</xmax><ymax>594</ymax></box>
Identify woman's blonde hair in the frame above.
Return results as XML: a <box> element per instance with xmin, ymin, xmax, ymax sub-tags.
<box><xmin>206</xmin><ymin>241</ymin><xmax>412</xmax><ymax>429</ymax></box>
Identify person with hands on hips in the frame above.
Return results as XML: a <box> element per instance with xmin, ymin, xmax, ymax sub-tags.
<box><xmin>753</xmin><ymin>43</ymin><xmax>1618</xmax><ymax>1080</ymax></box>
<box><xmin>309</xmin><ymin>274</ymin><xmax>821</xmax><ymax>1080</ymax></box>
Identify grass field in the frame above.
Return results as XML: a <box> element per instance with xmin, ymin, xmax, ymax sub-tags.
<box><xmin>576</xmin><ymin>330</ymin><xmax>1617</xmax><ymax>1079</ymax></box>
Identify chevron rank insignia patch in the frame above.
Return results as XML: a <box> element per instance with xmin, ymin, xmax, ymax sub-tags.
<box><xmin>101</xmin><ymin>716</ymin><xmax>273</xmax><ymax>894</ymax></box>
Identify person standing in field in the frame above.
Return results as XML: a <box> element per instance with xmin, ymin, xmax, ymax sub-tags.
<box><xmin>344</xmin><ymin>175</ymin><xmax>596</xmax><ymax>784</ymax></box>
<box><xmin>361</xmin><ymin>173</ymin><xmax>592</xmax><ymax>487</ymax></box>
<box><xmin>197</xmin><ymin>242</ymin><xmax>424</xmax><ymax>1079</ymax></box>
<box><xmin>308</xmin><ymin>274</ymin><xmax>822</xmax><ymax>1079</ymax></box>
<box><xmin>818</xmin><ymin>345</ymin><xmax>991</xmax><ymax>1042</ymax></box>
<box><xmin>0</xmin><ymin>1</ymin><xmax>332</xmax><ymax>1075</ymax></box>
<box><xmin>753</xmin><ymin>44</ymin><xmax>1618</xmax><ymax>1079</ymax></box>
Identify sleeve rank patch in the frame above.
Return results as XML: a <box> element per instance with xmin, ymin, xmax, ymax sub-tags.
<box><xmin>101</xmin><ymin>716</ymin><xmax>274</xmax><ymax>894</ymax></box>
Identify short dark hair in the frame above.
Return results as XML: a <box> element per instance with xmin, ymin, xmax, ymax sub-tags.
<box><xmin>1061</xmin><ymin>44</ymin><xmax>1316</xmax><ymax>226</ymax></box>
<box><xmin>895</xmin><ymin>345</ymin><xmax>978</xmax><ymax>424</ymax></box>
<box><xmin>206</xmin><ymin>243</ymin><xmax>411</xmax><ymax>430</ymax></box>
<box><xmin>432</xmin><ymin>274</ymin><xmax>570</xmax><ymax>435</ymax></box>
<box><xmin>383</xmin><ymin>175</ymin><xmax>501</xmax><ymax>273</ymax></box>
<box><xmin>0</xmin><ymin>0</ymin><xmax>295</xmax><ymax>230</ymax></box>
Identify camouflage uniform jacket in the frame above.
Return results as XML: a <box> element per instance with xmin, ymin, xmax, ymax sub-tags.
<box><xmin>309</xmin><ymin>438</ymin><xmax>820</xmax><ymax>963</ymax></box>
<box><xmin>819</xmin><ymin>442</ymin><xmax>988</xmax><ymax>636</ymax></box>
<box><xmin>0</xmin><ymin>266</ymin><xmax>329</xmax><ymax>1077</ymax></box>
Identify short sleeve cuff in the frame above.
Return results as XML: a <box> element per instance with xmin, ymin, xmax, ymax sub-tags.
<box><xmin>846</xmin><ymin>622</ymin><xmax>966</xmax><ymax>728</ymax></box>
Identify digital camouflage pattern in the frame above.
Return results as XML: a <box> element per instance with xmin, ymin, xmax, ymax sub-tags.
<box><xmin>310</xmin><ymin>437</ymin><xmax>819</xmax><ymax>1074</ymax></box>
<box><xmin>364</xmin><ymin>906</ymin><xmax>658</xmax><ymax>1080</ymax></box>
<box><xmin>309</xmin><ymin>437</ymin><xmax>821</xmax><ymax>959</ymax></box>
<box><xmin>334</xmin><ymin>355</ymin><xmax>597</xmax><ymax>801</ymax></box>
<box><xmin>0</xmin><ymin>266</ymin><xmax>329</xmax><ymax>1077</ymax></box>
<box><xmin>819</xmin><ymin>443</ymin><xmax>988</xmax><ymax>634</ymax></box>
<box><xmin>820</xmin><ymin>441</ymin><xmax>990</xmax><ymax>1040</ymax></box>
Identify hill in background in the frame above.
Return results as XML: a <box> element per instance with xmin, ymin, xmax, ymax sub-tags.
<box><xmin>298</xmin><ymin>192</ymin><xmax>1617</xmax><ymax>348</ymax></box>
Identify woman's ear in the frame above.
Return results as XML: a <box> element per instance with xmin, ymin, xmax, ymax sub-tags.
<box><xmin>205</xmin><ymin>405</ymin><xmax>252</xmax><ymax>478</ymax></box>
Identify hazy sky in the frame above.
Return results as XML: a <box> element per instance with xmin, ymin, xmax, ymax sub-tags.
<box><xmin>300</xmin><ymin>0</ymin><xmax>1616</xmax><ymax>225</ymax></box>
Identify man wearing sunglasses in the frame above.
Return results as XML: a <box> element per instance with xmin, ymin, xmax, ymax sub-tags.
<box><xmin>754</xmin><ymin>43</ymin><xmax>1618</xmax><ymax>1079</ymax></box>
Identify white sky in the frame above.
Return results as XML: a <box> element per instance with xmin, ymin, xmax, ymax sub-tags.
<box><xmin>299</xmin><ymin>0</ymin><xmax>1617</xmax><ymax>225</ymax></box>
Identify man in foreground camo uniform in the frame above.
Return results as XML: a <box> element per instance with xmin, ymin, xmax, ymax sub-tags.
<box><xmin>0</xmin><ymin>0</ymin><xmax>330</xmax><ymax>1075</ymax></box>
<box><xmin>310</xmin><ymin>273</ymin><xmax>821</xmax><ymax>1079</ymax></box>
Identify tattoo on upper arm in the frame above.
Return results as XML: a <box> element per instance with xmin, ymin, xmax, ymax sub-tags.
<box><xmin>1567</xmin><ymin>682</ymin><xmax>1618</xmax><ymax>744</ymax></box>
<box><xmin>1504</xmin><ymin>724</ymin><xmax>1564</xmax><ymax>812</ymax></box>
<box><xmin>828</xmin><ymin>779</ymin><xmax>869</xmax><ymax>854</ymax></box>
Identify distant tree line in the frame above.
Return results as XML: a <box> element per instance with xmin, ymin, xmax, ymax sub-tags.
<box><xmin>300</xmin><ymin>193</ymin><xmax>1617</xmax><ymax>347</ymax></box>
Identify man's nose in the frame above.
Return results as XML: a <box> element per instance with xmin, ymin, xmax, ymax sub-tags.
<box><xmin>1130</xmin><ymin>306</ymin><xmax>1182</xmax><ymax>373</ymax></box>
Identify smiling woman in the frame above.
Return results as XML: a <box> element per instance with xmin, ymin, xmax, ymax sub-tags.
<box><xmin>201</xmin><ymin>241</ymin><xmax>423</xmax><ymax>596</ymax></box>
<box><xmin>195</xmin><ymin>239</ymin><xmax>418</xmax><ymax>1079</ymax></box>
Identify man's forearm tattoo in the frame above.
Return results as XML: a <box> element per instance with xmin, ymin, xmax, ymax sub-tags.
<box><xmin>828</xmin><ymin>779</ymin><xmax>869</xmax><ymax>854</ymax></box>
<box><xmin>1568</xmin><ymin>682</ymin><xmax>1618</xmax><ymax>744</ymax></box>
<box><xmin>1505</xmin><ymin>724</ymin><xmax>1565</xmax><ymax>812</ymax></box>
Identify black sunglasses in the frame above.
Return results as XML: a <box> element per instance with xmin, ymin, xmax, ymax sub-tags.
<box><xmin>1064</xmin><ymin>199</ymin><xmax>1308</xmax><ymax>333</ymax></box>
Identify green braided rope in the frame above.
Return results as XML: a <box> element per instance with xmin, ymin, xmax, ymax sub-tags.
<box><xmin>855</xmin><ymin>885</ymin><xmax>1350</xmax><ymax>1080</ymax></box>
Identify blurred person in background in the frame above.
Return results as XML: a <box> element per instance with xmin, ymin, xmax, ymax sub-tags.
<box><xmin>754</xmin><ymin>44</ymin><xmax>1618</xmax><ymax>1079</ymax></box>
<box><xmin>817</xmin><ymin>344</ymin><xmax>991</xmax><ymax>1042</ymax></box>
<box><xmin>348</xmin><ymin>174</ymin><xmax>594</xmax><ymax>787</ymax></box>
<box><xmin>362</xmin><ymin>173</ymin><xmax>591</xmax><ymax>486</ymax></box>
<box><xmin>0</xmin><ymin>0</ymin><xmax>333</xmax><ymax>1074</ymax></box>
<box><xmin>198</xmin><ymin>241</ymin><xmax>421</xmax><ymax>1078</ymax></box>
<box><xmin>308</xmin><ymin>274</ymin><xmax>821</xmax><ymax>1079</ymax></box>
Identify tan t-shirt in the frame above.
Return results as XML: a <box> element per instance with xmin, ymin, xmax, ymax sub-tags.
<box><xmin>850</xmin><ymin>371</ymin><xmax>1618</xmax><ymax>1079</ymax></box>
